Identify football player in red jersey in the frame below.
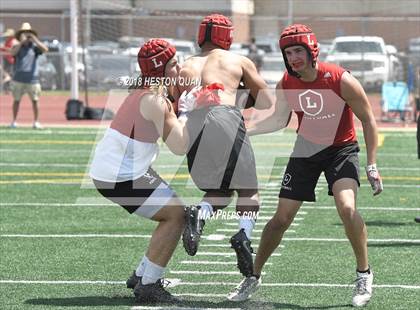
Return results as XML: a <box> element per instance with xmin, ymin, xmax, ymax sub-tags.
<box><xmin>229</xmin><ymin>25</ymin><xmax>382</xmax><ymax>307</ymax></box>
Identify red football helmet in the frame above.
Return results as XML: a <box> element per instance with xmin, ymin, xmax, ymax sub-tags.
<box><xmin>197</xmin><ymin>14</ymin><xmax>233</xmax><ymax>50</ymax></box>
<box><xmin>138</xmin><ymin>39</ymin><xmax>176</xmax><ymax>78</ymax></box>
<box><xmin>279</xmin><ymin>24</ymin><xmax>319</xmax><ymax>76</ymax></box>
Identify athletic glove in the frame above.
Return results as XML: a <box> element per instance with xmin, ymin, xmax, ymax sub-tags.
<box><xmin>177</xmin><ymin>85</ymin><xmax>202</xmax><ymax>119</ymax></box>
<box><xmin>365</xmin><ymin>164</ymin><xmax>383</xmax><ymax>196</ymax></box>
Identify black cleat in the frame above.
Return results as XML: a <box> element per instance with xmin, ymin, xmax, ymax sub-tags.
<box><xmin>134</xmin><ymin>279</ymin><xmax>180</xmax><ymax>304</ymax></box>
<box><xmin>182</xmin><ymin>205</ymin><xmax>205</xmax><ymax>256</ymax></box>
<box><xmin>230</xmin><ymin>229</ymin><xmax>254</xmax><ymax>277</ymax></box>
<box><xmin>126</xmin><ymin>270</ymin><xmax>141</xmax><ymax>289</ymax></box>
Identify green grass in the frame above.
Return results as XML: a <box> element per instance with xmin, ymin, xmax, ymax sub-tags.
<box><xmin>0</xmin><ymin>126</ymin><xmax>419</xmax><ymax>309</ymax></box>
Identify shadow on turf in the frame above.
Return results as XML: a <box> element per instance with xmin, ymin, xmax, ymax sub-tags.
<box><xmin>25</xmin><ymin>296</ymin><xmax>352</xmax><ymax>309</ymax></box>
<box><xmin>368</xmin><ymin>242</ymin><xmax>420</xmax><ymax>248</ymax></box>
<box><xmin>335</xmin><ymin>220</ymin><xmax>417</xmax><ymax>227</ymax></box>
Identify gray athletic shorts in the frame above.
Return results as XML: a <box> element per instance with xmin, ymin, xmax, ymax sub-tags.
<box><xmin>186</xmin><ymin>105</ymin><xmax>258</xmax><ymax>192</ymax></box>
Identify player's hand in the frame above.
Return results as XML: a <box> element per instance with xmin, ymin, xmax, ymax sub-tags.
<box><xmin>178</xmin><ymin>85</ymin><xmax>202</xmax><ymax>116</ymax></box>
<box><xmin>365</xmin><ymin>164</ymin><xmax>383</xmax><ymax>196</ymax></box>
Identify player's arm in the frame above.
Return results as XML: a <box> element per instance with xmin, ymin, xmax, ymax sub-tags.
<box><xmin>247</xmin><ymin>78</ymin><xmax>292</xmax><ymax>136</ymax></box>
<box><xmin>140</xmin><ymin>93</ymin><xmax>188</xmax><ymax>155</ymax></box>
<box><xmin>341</xmin><ymin>71</ymin><xmax>383</xmax><ymax>195</ymax></box>
<box><xmin>241</xmin><ymin>56</ymin><xmax>274</xmax><ymax>110</ymax></box>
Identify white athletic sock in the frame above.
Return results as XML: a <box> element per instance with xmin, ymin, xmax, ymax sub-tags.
<box><xmin>239</xmin><ymin>217</ymin><xmax>256</xmax><ymax>239</ymax></box>
<box><xmin>135</xmin><ymin>255</ymin><xmax>149</xmax><ymax>277</ymax></box>
<box><xmin>141</xmin><ymin>258</ymin><xmax>165</xmax><ymax>285</ymax></box>
<box><xmin>197</xmin><ymin>201</ymin><xmax>214</xmax><ymax>220</ymax></box>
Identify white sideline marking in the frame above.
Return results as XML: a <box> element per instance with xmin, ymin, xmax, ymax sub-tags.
<box><xmin>180</xmin><ymin>260</ymin><xmax>273</xmax><ymax>266</ymax></box>
<box><xmin>169</xmin><ymin>271</ymin><xmax>267</xmax><ymax>276</ymax></box>
<box><xmin>1</xmin><ymin>280</ymin><xmax>418</xmax><ymax>290</ymax></box>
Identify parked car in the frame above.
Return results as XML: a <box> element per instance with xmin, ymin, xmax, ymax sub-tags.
<box><xmin>408</xmin><ymin>37</ymin><xmax>420</xmax><ymax>54</ymax></box>
<box><xmin>163</xmin><ymin>39</ymin><xmax>197</xmax><ymax>57</ymax></box>
<box><xmin>318</xmin><ymin>39</ymin><xmax>333</xmax><ymax>61</ymax></box>
<box><xmin>259</xmin><ymin>53</ymin><xmax>286</xmax><ymax>87</ymax></box>
<box><xmin>254</xmin><ymin>38</ymin><xmax>279</xmax><ymax>53</ymax></box>
<box><xmin>326</xmin><ymin>36</ymin><xmax>399</xmax><ymax>90</ymax></box>
<box><xmin>87</xmin><ymin>41</ymin><xmax>119</xmax><ymax>55</ymax></box>
<box><xmin>119</xmin><ymin>36</ymin><xmax>145</xmax><ymax>56</ymax></box>
<box><xmin>230</xmin><ymin>43</ymin><xmax>250</xmax><ymax>56</ymax></box>
<box><xmin>87</xmin><ymin>54</ymin><xmax>138</xmax><ymax>90</ymax></box>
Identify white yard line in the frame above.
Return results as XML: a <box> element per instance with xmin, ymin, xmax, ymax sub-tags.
<box><xmin>281</xmin><ymin>238</ymin><xmax>420</xmax><ymax>243</ymax></box>
<box><xmin>0</xmin><ymin>163</ymin><xmax>87</xmax><ymax>168</ymax></box>
<box><xmin>301</xmin><ymin>206</ymin><xmax>420</xmax><ymax>211</ymax></box>
<box><xmin>180</xmin><ymin>260</ymin><xmax>273</xmax><ymax>266</ymax></box>
<box><xmin>215</xmin><ymin>229</ymin><xmax>296</xmax><ymax>233</ymax></box>
<box><xmin>224</xmin><ymin>222</ymin><xmax>299</xmax><ymax>227</ymax></box>
<box><xmin>188</xmin><ymin>243</ymin><xmax>284</xmax><ymax>250</ymax></box>
<box><xmin>169</xmin><ymin>271</ymin><xmax>267</xmax><ymax>276</ymax></box>
<box><xmin>4</xmin><ymin>162</ymin><xmax>418</xmax><ymax>170</ymax></box>
<box><xmin>1</xmin><ymin>279</ymin><xmax>418</xmax><ymax>290</ymax></box>
<box><xmin>193</xmin><ymin>252</ymin><xmax>281</xmax><ymax>257</ymax></box>
<box><xmin>0</xmin><ymin>234</ymin><xmax>152</xmax><ymax>238</ymax></box>
<box><xmin>1</xmin><ymin>234</ymin><xmax>418</xmax><ymax>243</ymax></box>
<box><xmin>132</xmin><ymin>306</ymin><xmax>239</xmax><ymax>310</ymax></box>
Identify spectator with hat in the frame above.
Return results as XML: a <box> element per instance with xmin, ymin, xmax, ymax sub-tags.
<box><xmin>0</xmin><ymin>28</ymin><xmax>18</xmax><ymax>91</ymax></box>
<box><xmin>10</xmin><ymin>22</ymin><xmax>48</xmax><ymax>129</ymax></box>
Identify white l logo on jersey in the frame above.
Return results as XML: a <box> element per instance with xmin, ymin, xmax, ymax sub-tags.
<box><xmin>305</xmin><ymin>96</ymin><xmax>317</xmax><ymax>108</ymax></box>
<box><xmin>298</xmin><ymin>89</ymin><xmax>324</xmax><ymax>116</ymax></box>
<box><xmin>152</xmin><ymin>58</ymin><xmax>163</xmax><ymax>68</ymax></box>
<box><xmin>307</xmin><ymin>34</ymin><xmax>315</xmax><ymax>46</ymax></box>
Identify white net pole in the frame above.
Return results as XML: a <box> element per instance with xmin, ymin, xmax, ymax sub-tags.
<box><xmin>70</xmin><ymin>0</ymin><xmax>79</xmax><ymax>100</ymax></box>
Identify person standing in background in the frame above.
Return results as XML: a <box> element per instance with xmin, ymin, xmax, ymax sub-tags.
<box><xmin>10</xmin><ymin>23</ymin><xmax>48</xmax><ymax>129</ymax></box>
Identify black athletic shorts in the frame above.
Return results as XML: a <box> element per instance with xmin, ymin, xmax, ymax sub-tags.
<box><xmin>92</xmin><ymin>167</ymin><xmax>175</xmax><ymax>218</ymax></box>
<box><xmin>186</xmin><ymin>105</ymin><xmax>258</xmax><ymax>192</ymax></box>
<box><xmin>279</xmin><ymin>137</ymin><xmax>360</xmax><ymax>202</ymax></box>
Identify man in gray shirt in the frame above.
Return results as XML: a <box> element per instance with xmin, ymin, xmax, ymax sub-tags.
<box><xmin>10</xmin><ymin>23</ymin><xmax>48</xmax><ymax>129</ymax></box>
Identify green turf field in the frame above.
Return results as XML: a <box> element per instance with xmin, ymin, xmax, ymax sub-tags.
<box><xmin>0</xmin><ymin>127</ymin><xmax>419</xmax><ymax>310</ymax></box>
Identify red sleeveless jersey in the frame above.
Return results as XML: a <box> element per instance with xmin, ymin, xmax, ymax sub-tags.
<box><xmin>282</xmin><ymin>62</ymin><xmax>356</xmax><ymax>146</ymax></box>
<box><xmin>110</xmin><ymin>89</ymin><xmax>160</xmax><ymax>143</ymax></box>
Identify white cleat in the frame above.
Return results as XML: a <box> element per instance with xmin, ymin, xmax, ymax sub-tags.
<box><xmin>10</xmin><ymin>121</ymin><xmax>18</xmax><ymax>128</ymax></box>
<box><xmin>352</xmin><ymin>270</ymin><xmax>373</xmax><ymax>307</ymax></box>
<box><xmin>33</xmin><ymin>121</ymin><xmax>43</xmax><ymax>129</ymax></box>
<box><xmin>227</xmin><ymin>276</ymin><xmax>261</xmax><ymax>302</ymax></box>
